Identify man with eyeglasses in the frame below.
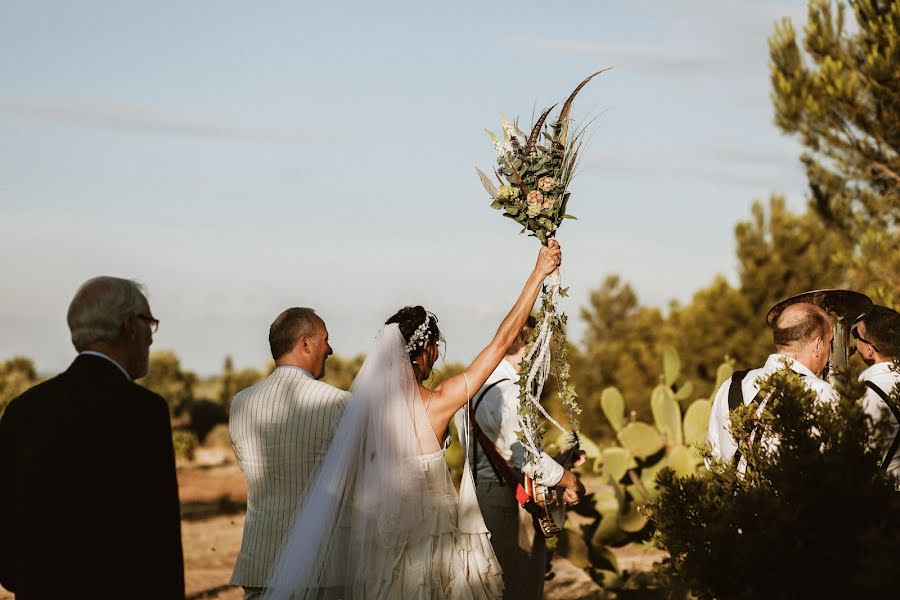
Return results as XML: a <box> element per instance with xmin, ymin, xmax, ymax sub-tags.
<box><xmin>0</xmin><ymin>276</ymin><xmax>185</xmax><ymax>599</ymax></box>
<box><xmin>854</xmin><ymin>306</ymin><xmax>900</xmax><ymax>487</ymax></box>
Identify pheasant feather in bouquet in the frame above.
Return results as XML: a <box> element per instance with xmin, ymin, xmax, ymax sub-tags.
<box><xmin>476</xmin><ymin>69</ymin><xmax>609</xmax><ymax>479</ymax></box>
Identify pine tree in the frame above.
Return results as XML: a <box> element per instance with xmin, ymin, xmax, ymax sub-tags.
<box><xmin>769</xmin><ymin>0</ymin><xmax>900</xmax><ymax>305</ymax></box>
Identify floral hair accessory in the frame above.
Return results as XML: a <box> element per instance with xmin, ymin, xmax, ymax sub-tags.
<box><xmin>404</xmin><ymin>314</ymin><xmax>433</xmax><ymax>354</ymax></box>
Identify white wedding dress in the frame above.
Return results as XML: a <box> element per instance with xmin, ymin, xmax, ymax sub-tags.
<box><xmin>264</xmin><ymin>324</ymin><xmax>503</xmax><ymax>600</ymax></box>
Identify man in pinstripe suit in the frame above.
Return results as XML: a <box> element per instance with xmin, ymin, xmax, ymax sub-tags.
<box><xmin>229</xmin><ymin>307</ymin><xmax>349</xmax><ymax>600</ymax></box>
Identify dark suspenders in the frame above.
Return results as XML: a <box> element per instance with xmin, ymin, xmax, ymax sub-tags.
<box><xmin>864</xmin><ymin>380</ymin><xmax>900</xmax><ymax>471</ymax></box>
<box><xmin>470</xmin><ymin>379</ymin><xmax>510</xmax><ymax>486</ymax></box>
<box><xmin>727</xmin><ymin>368</ymin><xmax>811</xmax><ymax>464</ymax></box>
<box><xmin>728</xmin><ymin>369</ymin><xmax>755</xmax><ymax>464</ymax></box>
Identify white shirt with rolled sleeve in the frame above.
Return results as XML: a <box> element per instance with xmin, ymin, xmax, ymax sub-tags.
<box><xmin>707</xmin><ymin>353</ymin><xmax>839</xmax><ymax>464</ymax></box>
<box><xmin>859</xmin><ymin>361</ymin><xmax>900</xmax><ymax>485</ymax></box>
<box><xmin>455</xmin><ymin>358</ymin><xmax>564</xmax><ymax>486</ymax></box>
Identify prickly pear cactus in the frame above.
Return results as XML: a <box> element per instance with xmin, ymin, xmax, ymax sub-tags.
<box><xmin>557</xmin><ymin>347</ymin><xmax>734</xmax><ymax>587</ymax></box>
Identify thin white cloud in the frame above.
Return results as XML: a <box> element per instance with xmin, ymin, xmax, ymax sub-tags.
<box><xmin>701</xmin><ymin>143</ymin><xmax>801</xmax><ymax>169</ymax></box>
<box><xmin>0</xmin><ymin>96</ymin><xmax>315</xmax><ymax>143</ymax></box>
<box><xmin>583</xmin><ymin>148</ymin><xmax>804</xmax><ymax>190</ymax></box>
<box><xmin>520</xmin><ymin>39</ymin><xmax>722</xmax><ymax>75</ymax></box>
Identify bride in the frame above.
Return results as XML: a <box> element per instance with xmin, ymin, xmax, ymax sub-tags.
<box><xmin>264</xmin><ymin>241</ymin><xmax>562</xmax><ymax>599</ymax></box>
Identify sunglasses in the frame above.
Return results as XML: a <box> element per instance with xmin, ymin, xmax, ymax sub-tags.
<box><xmin>851</xmin><ymin>327</ymin><xmax>877</xmax><ymax>352</ymax></box>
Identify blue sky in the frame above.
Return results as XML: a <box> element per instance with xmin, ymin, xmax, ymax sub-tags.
<box><xmin>0</xmin><ymin>0</ymin><xmax>812</xmax><ymax>375</ymax></box>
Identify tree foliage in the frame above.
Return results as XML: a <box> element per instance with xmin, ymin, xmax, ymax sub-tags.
<box><xmin>770</xmin><ymin>0</ymin><xmax>900</xmax><ymax>306</ymax></box>
<box><xmin>219</xmin><ymin>355</ymin><xmax>265</xmax><ymax>413</ymax></box>
<box><xmin>320</xmin><ymin>354</ymin><xmax>366</xmax><ymax>391</ymax></box>
<box><xmin>0</xmin><ymin>356</ymin><xmax>40</xmax><ymax>418</ymax></box>
<box><xmin>573</xmin><ymin>275</ymin><xmax>672</xmax><ymax>426</ymax></box>
<box><xmin>577</xmin><ymin>196</ymin><xmax>845</xmax><ymax>421</ymax></box>
<box><xmin>138</xmin><ymin>350</ymin><xmax>197</xmax><ymax>418</ymax></box>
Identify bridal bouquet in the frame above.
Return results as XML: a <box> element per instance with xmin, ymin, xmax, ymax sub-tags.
<box><xmin>477</xmin><ymin>69</ymin><xmax>609</xmax><ymax>245</ymax></box>
<box><xmin>477</xmin><ymin>70</ymin><xmax>609</xmax><ymax>470</ymax></box>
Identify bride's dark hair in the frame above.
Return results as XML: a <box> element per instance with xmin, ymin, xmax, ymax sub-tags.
<box><xmin>385</xmin><ymin>306</ymin><xmax>443</xmax><ymax>359</ymax></box>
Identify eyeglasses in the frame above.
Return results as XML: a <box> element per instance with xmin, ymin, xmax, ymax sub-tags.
<box><xmin>851</xmin><ymin>327</ymin><xmax>877</xmax><ymax>352</ymax></box>
<box><xmin>137</xmin><ymin>313</ymin><xmax>160</xmax><ymax>334</ymax></box>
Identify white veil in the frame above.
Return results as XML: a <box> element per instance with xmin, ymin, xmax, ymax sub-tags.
<box><xmin>263</xmin><ymin>324</ymin><xmax>434</xmax><ymax>599</ymax></box>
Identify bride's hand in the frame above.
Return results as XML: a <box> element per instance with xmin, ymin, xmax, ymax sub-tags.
<box><xmin>535</xmin><ymin>240</ymin><xmax>562</xmax><ymax>278</ymax></box>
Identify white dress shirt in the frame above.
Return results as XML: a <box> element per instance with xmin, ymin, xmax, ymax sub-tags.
<box><xmin>707</xmin><ymin>353</ymin><xmax>839</xmax><ymax>463</ymax></box>
<box><xmin>859</xmin><ymin>361</ymin><xmax>900</xmax><ymax>485</ymax></box>
<box><xmin>455</xmin><ymin>358</ymin><xmax>564</xmax><ymax>487</ymax></box>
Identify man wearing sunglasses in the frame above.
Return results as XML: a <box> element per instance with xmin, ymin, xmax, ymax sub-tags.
<box><xmin>0</xmin><ymin>277</ymin><xmax>184</xmax><ymax>599</ymax></box>
<box><xmin>854</xmin><ymin>306</ymin><xmax>900</xmax><ymax>487</ymax></box>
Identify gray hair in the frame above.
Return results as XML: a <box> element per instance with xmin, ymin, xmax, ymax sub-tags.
<box><xmin>269</xmin><ymin>307</ymin><xmax>319</xmax><ymax>360</ymax></box>
<box><xmin>67</xmin><ymin>276</ymin><xmax>147</xmax><ymax>350</ymax></box>
<box><xmin>772</xmin><ymin>302</ymin><xmax>832</xmax><ymax>349</ymax></box>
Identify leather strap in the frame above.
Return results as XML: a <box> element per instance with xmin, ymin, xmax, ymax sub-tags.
<box><xmin>728</xmin><ymin>369</ymin><xmax>765</xmax><ymax>464</ymax></box>
<box><xmin>864</xmin><ymin>380</ymin><xmax>900</xmax><ymax>471</ymax></box>
<box><xmin>728</xmin><ymin>369</ymin><xmax>752</xmax><ymax>411</ymax></box>
<box><xmin>468</xmin><ymin>386</ymin><xmax>536</xmax><ymax>509</ymax></box>
<box><xmin>470</xmin><ymin>379</ymin><xmax>509</xmax><ymax>486</ymax></box>
<box><xmin>729</xmin><ymin>367</ymin><xmax>806</xmax><ymax>465</ymax></box>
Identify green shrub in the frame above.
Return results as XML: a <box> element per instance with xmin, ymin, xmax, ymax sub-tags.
<box><xmin>172</xmin><ymin>430</ymin><xmax>199</xmax><ymax>461</ymax></box>
<box><xmin>650</xmin><ymin>368</ymin><xmax>900</xmax><ymax>599</ymax></box>
<box><xmin>0</xmin><ymin>356</ymin><xmax>40</xmax><ymax>418</ymax></box>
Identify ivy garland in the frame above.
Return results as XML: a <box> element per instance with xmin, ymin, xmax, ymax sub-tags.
<box><xmin>476</xmin><ymin>70</ymin><xmax>607</xmax><ymax>468</ymax></box>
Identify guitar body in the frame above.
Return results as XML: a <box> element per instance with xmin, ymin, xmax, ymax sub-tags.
<box><xmin>524</xmin><ymin>435</ymin><xmax>582</xmax><ymax>538</ymax></box>
<box><xmin>524</xmin><ymin>475</ymin><xmax>566</xmax><ymax>538</ymax></box>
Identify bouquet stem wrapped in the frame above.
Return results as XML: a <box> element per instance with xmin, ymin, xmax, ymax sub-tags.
<box><xmin>477</xmin><ymin>70</ymin><xmax>609</xmax><ymax>475</ymax></box>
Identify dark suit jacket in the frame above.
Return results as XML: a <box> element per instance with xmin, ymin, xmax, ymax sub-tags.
<box><xmin>0</xmin><ymin>354</ymin><xmax>185</xmax><ymax>599</ymax></box>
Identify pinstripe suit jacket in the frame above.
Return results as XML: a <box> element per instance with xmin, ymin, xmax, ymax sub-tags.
<box><xmin>229</xmin><ymin>365</ymin><xmax>349</xmax><ymax>587</ymax></box>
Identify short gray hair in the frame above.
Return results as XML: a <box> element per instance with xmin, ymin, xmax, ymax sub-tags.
<box><xmin>269</xmin><ymin>307</ymin><xmax>319</xmax><ymax>360</ymax></box>
<box><xmin>67</xmin><ymin>276</ymin><xmax>147</xmax><ymax>350</ymax></box>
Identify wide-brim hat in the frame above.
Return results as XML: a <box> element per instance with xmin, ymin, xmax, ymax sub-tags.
<box><xmin>765</xmin><ymin>289</ymin><xmax>872</xmax><ymax>328</ymax></box>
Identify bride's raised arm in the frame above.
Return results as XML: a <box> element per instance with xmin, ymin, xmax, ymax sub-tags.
<box><xmin>429</xmin><ymin>240</ymin><xmax>561</xmax><ymax>428</ymax></box>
